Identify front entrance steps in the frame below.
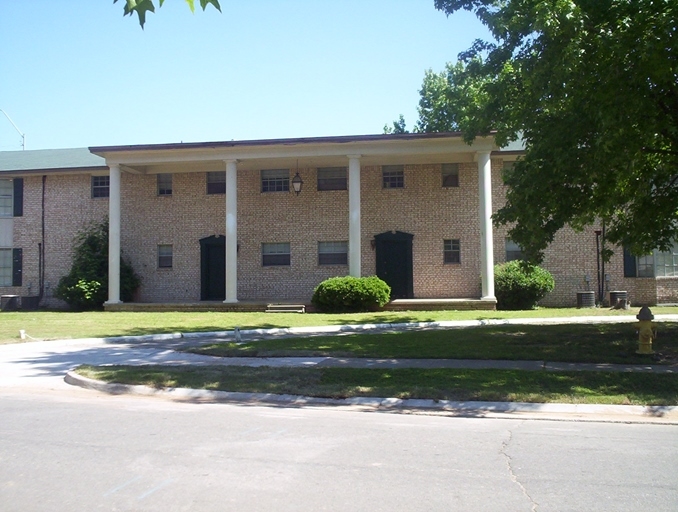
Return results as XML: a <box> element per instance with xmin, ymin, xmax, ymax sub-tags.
<box><xmin>266</xmin><ymin>303</ymin><xmax>306</xmax><ymax>313</ymax></box>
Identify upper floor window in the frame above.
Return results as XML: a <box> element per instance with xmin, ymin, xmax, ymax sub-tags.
<box><xmin>262</xmin><ymin>242</ymin><xmax>291</xmax><ymax>266</ymax></box>
<box><xmin>206</xmin><ymin>172</ymin><xmax>225</xmax><ymax>194</ymax></box>
<box><xmin>157</xmin><ymin>174</ymin><xmax>172</xmax><ymax>196</ymax></box>
<box><xmin>318</xmin><ymin>241</ymin><xmax>348</xmax><ymax>265</ymax></box>
<box><xmin>91</xmin><ymin>176</ymin><xmax>110</xmax><ymax>198</ymax></box>
<box><xmin>505</xmin><ymin>239</ymin><xmax>524</xmax><ymax>262</ymax></box>
<box><xmin>0</xmin><ymin>179</ymin><xmax>12</xmax><ymax>217</ymax></box>
<box><xmin>317</xmin><ymin>167</ymin><xmax>347</xmax><ymax>191</ymax></box>
<box><xmin>444</xmin><ymin>239</ymin><xmax>461</xmax><ymax>264</ymax></box>
<box><xmin>382</xmin><ymin>165</ymin><xmax>404</xmax><ymax>189</ymax></box>
<box><xmin>441</xmin><ymin>163</ymin><xmax>459</xmax><ymax>187</ymax></box>
<box><xmin>261</xmin><ymin>169</ymin><xmax>289</xmax><ymax>192</ymax></box>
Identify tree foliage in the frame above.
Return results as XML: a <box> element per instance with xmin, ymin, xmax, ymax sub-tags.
<box><xmin>383</xmin><ymin>114</ymin><xmax>410</xmax><ymax>134</ymax></box>
<box><xmin>115</xmin><ymin>0</ymin><xmax>221</xmax><ymax>28</ymax></box>
<box><xmin>418</xmin><ymin>0</ymin><xmax>678</xmax><ymax>262</ymax></box>
<box><xmin>55</xmin><ymin>220</ymin><xmax>141</xmax><ymax>310</ymax></box>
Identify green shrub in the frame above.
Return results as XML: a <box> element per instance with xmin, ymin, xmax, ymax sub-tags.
<box><xmin>55</xmin><ymin>220</ymin><xmax>141</xmax><ymax>310</ymax></box>
<box><xmin>312</xmin><ymin>276</ymin><xmax>391</xmax><ymax>313</ymax></box>
<box><xmin>494</xmin><ymin>260</ymin><xmax>555</xmax><ymax>310</ymax></box>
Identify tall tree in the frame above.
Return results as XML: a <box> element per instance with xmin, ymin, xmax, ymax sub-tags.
<box><xmin>115</xmin><ymin>0</ymin><xmax>221</xmax><ymax>28</ymax></box>
<box><xmin>420</xmin><ymin>0</ymin><xmax>677</xmax><ymax>262</ymax></box>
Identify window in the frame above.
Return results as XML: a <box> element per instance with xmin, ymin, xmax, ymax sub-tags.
<box><xmin>317</xmin><ymin>167</ymin><xmax>347</xmax><ymax>191</ymax></box>
<box><xmin>91</xmin><ymin>176</ymin><xmax>110</xmax><ymax>198</ymax></box>
<box><xmin>0</xmin><ymin>249</ymin><xmax>11</xmax><ymax>286</ymax></box>
<box><xmin>318</xmin><ymin>241</ymin><xmax>348</xmax><ymax>265</ymax></box>
<box><xmin>505</xmin><ymin>239</ymin><xmax>524</xmax><ymax>262</ymax></box>
<box><xmin>158</xmin><ymin>244</ymin><xmax>173</xmax><ymax>268</ymax></box>
<box><xmin>206</xmin><ymin>172</ymin><xmax>226</xmax><ymax>194</ymax></box>
<box><xmin>261</xmin><ymin>169</ymin><xmax>289</xmax><ymax>192</ymax></box>
<box><xmin>441</xmin><ymin>163</ymin><xmax>459</xmax><ymax>187</ymax></box>
<box><xmin>262</xmin><ymin>242</ymin><xmax>290</xmax><ymax>266</ymax></box>
<box><xmin>382</xmin><ymin>165</ymin><xmax>404</xmax><ymax>189</ymax></box>
<box><xmin>624</xmin><ymin>243</ymin><xmax>678</xmax><ymax>277</ymax></box>
<box><xmin>444</xmin><ymin>239</ymin><xmax>461</xmax><ymax>264</ymax></box>
<box><xmin>655</xmin><ymin>244</ymin><xmax>678</xmax><ymax>276</ymax></box>
<box><xmin>0</xmin><ymin>248</ymin><xmax>21</xmax><ymax>287</ymax></box>
<box><xmin>157</xmin><ymin>174</ymin><xmax>172</xmax><ymax>196</ymax></box>
<box><xmin>0</xmin><ymin>179</ymin><xmax>12</xmax><ymax>217</ymax></box>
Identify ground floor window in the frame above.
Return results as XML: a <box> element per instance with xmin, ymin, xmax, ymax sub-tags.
<box><xmin>158</xmin><ymin>244</ymin><xmax>173</xmax><ymax>268</ymax></box>
<box><xmin>624</xmin><ymin>243</ymin><xmax>678</xmax><ymax>277</ymax></box>
<box><xmin>262</xmin><ymin>242</ymin><xmax>290</xmax><ymax>266</ymax></box>
<box><xmin>505</xmin><ymin>239</ymin><xmax>524</xmax><ymax>262</ymax></box>
<box><xmin>318</xmin><ymin>241</ymin><xmax>348</xmax><ymax>265</ymax></box>
<box><xmin>444</xmin><ymin>239</ymin><xmax>460</xmax><ymax>264</ymax></box>
<box><xmin>0</xmin><ymin>248</ymin><xmax>20</xmax><ymax>287</ymax></box>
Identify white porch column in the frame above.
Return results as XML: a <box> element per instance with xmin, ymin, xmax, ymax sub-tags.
<box><xmin>224</xmin><ymin>159</ymin><xmax>238</xmax><ymax>303</ymax></box>
<box><xmin>348</xmin><ymin>155</ymin><xmax>361</xmax><ymax>277</ymax></box>
<box><xmin>106</xmin><ymin>163</ymin><xmax>122</xmax><ymax>304</ymax></box>
<box><xmin>477</xmin><ymin>151</ymin><xmax>495</xmax><ymax>300</ymax></box>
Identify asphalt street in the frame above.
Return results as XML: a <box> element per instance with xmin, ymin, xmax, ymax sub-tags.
<box><xmin>1</xmin><ymin>389</ymin><xmax>677</xmax><ymax>511</ymax></box>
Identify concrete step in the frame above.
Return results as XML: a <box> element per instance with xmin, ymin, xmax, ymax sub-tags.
<box><xmin>266</xmin><ymin>303</ymin><xmax>306</xmax><ymax>313</ymax></box>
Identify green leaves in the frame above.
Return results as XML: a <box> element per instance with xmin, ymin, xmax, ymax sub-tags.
<box><xmin>419</xmin><ymin>0</ymin><xmax>678</xmax><ymax>262</ymax></box>
<box><xmin>115</xmin><ymin>0</ymin><xmax>221</xmax><ymax>28</ymax></box>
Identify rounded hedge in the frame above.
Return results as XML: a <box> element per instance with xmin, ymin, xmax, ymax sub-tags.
<box><xmin>494</xmin><ymin>260</ymin><xmax>555</xmax><ymax>310</ymax></box>
<box><xmin>311</xmin><ymin>276</ymin><xmax>391</xmax><ymax>313</ymax></box>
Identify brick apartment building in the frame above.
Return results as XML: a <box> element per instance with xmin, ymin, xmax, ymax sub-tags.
<box><xmin>1</xmin><ymin>132</ymin><xmax>676</xmax><ymax>309</ymax></box>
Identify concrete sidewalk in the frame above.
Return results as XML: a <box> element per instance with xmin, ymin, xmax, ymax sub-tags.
<box><xmin>3</xmin><ymin>314</ymin><xmax>678</xmax><ymax>423</ymax></box>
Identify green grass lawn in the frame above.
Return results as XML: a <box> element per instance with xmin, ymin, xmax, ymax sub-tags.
<box><xmin>75</xmin><ymin>364</ymin><xmax>678</xmax><ymax>406</ymax></box>
<box><xmin>2</xmin><ymin>306</ymin><xmax>677</xmax><ymax>344</ymax></box>
<box><xmin>189</xmin><ymin>322</ymin><xmax>678</xmax><ymax>365</ymax></box>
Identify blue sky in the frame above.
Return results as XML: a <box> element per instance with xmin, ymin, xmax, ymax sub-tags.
<box><xmin>0</xmin><ymin>1</ymin><xmax>489</xmax><ymax>150</ymax></box>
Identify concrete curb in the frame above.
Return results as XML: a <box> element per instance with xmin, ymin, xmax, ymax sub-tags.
<box><xmin>64</xmin><ymin>370</ymin><xmax>678</xmax><ymax>424</ymax></box>
<box><xmin>60</xmin><ymin>314</ymin><xmax>678</xmax><ymax>345</ymax></box>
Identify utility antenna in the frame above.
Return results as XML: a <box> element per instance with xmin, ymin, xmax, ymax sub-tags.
<box><xmin>0</xmin><ymin>109</ymin><xmax>25</xmax><ymax>150</ymax></box>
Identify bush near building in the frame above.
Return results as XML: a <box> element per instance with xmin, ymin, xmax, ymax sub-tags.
<box><xmin>312</xmin><ymin>276</ymin><xmax>391</xmax><ymax>313</ymax></box>
<box><xmin>494</xmin><ymin>260</ymin><xmax>555</xmax><ymax>310</ymax></box>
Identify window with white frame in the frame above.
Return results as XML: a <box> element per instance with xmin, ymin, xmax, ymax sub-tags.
<box><xmin>505</xmin><ymin>239</ymin><xmax>524</xmax><ymax>262</ymax></box>
<box><xmin>441</xmin><ymin>163</ymin><xmax>459</xmax><ymax>188</ymax></box>
<box><xmin>158</xmin><ymin>244</ymin><xmax>173</xmax><ymax>268</ymax></box>
<box><xmin>624</xmin><ymin>243</ymin><xmax>678</xmax><ymax>277</ymax></box>
<box><xmin>262</xmin><ymin>242</ymin><xmax>290</xmax><ymax>266</ymax></box>
<box><xmin>382</xmin><ymin>165</ymin><xmax>404</xmax><ymax>189</ymax></box>
<box><xmin>317</xmin><ymin>167</ymin><xmax>347</xmax><ymax>191</ymax></box>
<box><xmin>157</xmin><ymin>174</ymin><xmax>172</xmax><ymax>196</ymax></box>
<box><xmin>0</xmin><ymin>248</ymin><xmax>11</xmax><ymax>286</ymax></box>
<box><xmin>206</xmin><ymin>172</ymin><xmax>225</xmax><ymax>194</ymax></box>
<box><xmin>444</xmin><ymin>239</ymin><xmax>461</xmax><ymax>264</ymax></box>
<box><xmin>318</xmin><ymin>241</ymin><xmax>348</xmax><ymax>265</ymax></box>
<box><xmin>0</xmin><ymin>179</ymin><xmax>12</xmax><ymax>217</ymax></box>
<box><xmin>261</xmin><ymin>169</ymin><xmax>290</xmax><ymax>192</ymax></box>
<box><xmin>91</xmin><ymin>176</ymin><xmax>110</xmax><ymax>198</ymax></box>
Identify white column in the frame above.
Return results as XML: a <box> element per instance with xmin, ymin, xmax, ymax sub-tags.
<box><xmin>348</xmin><ymin>155</ymin><xmax>361</xmax><ymax>277</ymax></box>
<box><xmin>478</xmin><ymin>151</ymin><xmax>495</xmax><ymax>300</ymax></box>
<box><xmin>224</xmin><ymin>160</ymin><xmax>238</xmax><ymax>303</ymax></box>
<box><xmin>106</xmin><ymin>164</ymin><xmax>122</xmax><ymax>304</ymax></box>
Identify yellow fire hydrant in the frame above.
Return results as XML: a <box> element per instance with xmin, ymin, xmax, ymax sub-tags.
<box><xmin>636</xmin><ymin>306</ymin><xmax>655</xmax><ymax>355</ymax></box>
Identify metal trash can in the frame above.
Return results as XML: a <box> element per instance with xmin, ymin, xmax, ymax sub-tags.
<box><xmin>576</xmin><ymin>291</ymin><xmax>596</xmax><ymax>308</ymax></box>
